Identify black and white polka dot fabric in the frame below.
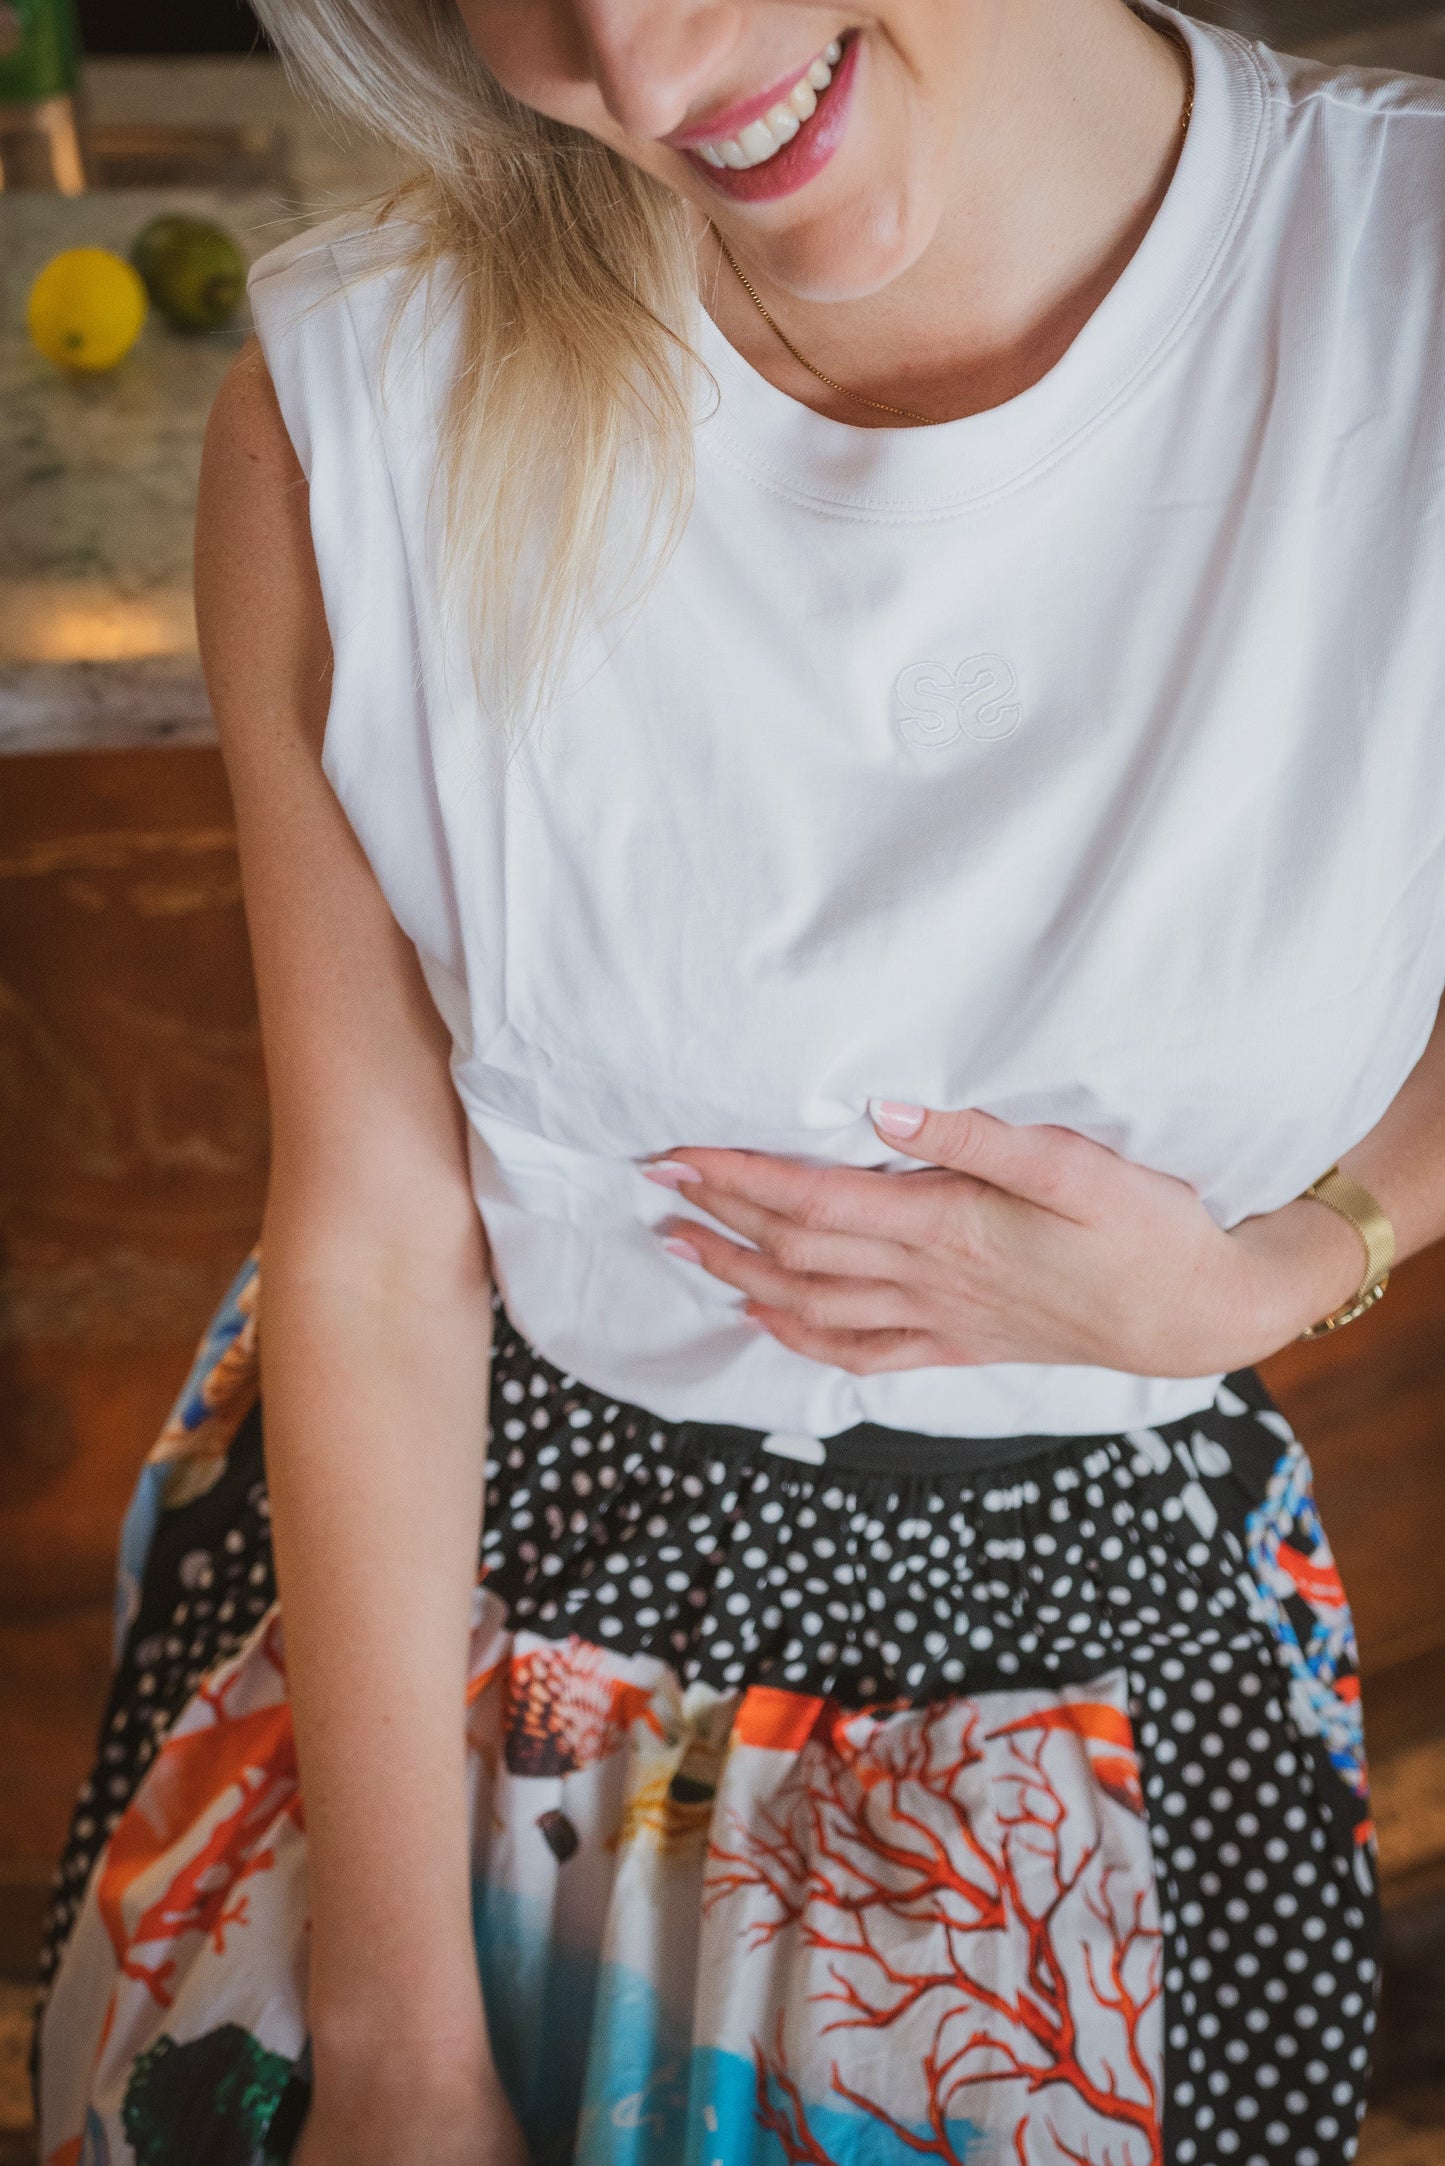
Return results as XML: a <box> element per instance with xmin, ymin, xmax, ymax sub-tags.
<box><xmin>41</xmin><ymin>1293</ymin><xmax>1377</xmax><ymax>2162</ymax></box>
<box><xmin>38</xmin><ymin>1403</ymin><xmax>275</xmax><ymax>2007</ymax></box>
<box><xmin>476</xmin><ymin>1303</ymin><xmax>1377</xmax><ymax>2165</ymax></box>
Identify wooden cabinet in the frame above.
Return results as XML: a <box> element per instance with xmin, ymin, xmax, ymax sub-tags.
<box><xmin>0</xmin><ymin>747</ymin><xmax>266</xmax><ymax>1965</ymax></box>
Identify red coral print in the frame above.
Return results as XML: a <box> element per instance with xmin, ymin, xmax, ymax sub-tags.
<box><xmin>707</xmin><ymin>1697</ymin><xmax>1162</xmax><ymax>2166</ymax></box>
<box><xmin>96</xmin><ymin>1619</ymin><xmax>300</xmax><ymax>2009</ymax></box>
<box><xmin>986</xmin><ymin>1703</ymin><xmax>1145</xmax><ymax>1820</ymax></box>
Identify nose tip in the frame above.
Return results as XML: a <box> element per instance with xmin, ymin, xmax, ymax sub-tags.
<box><xmin>581</xmin><ymin>4</ymin><xmax>736</xmax><ymax>142</ymax></box>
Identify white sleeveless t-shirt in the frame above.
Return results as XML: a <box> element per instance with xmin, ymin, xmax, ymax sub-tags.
<box><xmin>248</xmin><ymin>8</ymin><xmax>1445</xmax><ymax>1441</ymax></box>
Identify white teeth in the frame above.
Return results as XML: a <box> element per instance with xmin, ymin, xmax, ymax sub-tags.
<box><xmin>737</xmin><ymin>117</ymin><xmax>777</xmax><ymax>162</ymax></box>
<box><xmin>693</xmin><ymin>39</ymin><xmax>843</xmax><ymax>171</ymax></box>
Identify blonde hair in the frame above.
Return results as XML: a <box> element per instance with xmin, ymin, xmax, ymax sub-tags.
<box><xmin>248</xmin><ymin>0</ymin><xmax>701</xmax><ymax>713</ymax></box>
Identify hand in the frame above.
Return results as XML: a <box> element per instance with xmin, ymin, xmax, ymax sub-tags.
<box><xmin>644</xmin><ymin>1103</ymin><xmax>1367</xmax><ymax>1378</ymax></box>
<box><xmin>292</xmin><ymin>2043</ymin><xmax>530</xmax><ymax>2166</ymax></box>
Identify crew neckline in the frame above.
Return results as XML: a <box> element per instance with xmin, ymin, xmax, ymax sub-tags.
<box><xmin>694</xmin><ymin>5</ymin><xmax>1268</xmax><ymax>519</ymax></box>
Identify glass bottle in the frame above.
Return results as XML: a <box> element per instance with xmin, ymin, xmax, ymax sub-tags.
<box><xmin>0</xmin><ymin>0</ymin><xmax>86</xmax><ymax>192</ymax></box>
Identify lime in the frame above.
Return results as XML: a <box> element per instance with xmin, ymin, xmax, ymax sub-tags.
<box><xmin>131</xmin><ymin>215</ymin><xmax>247</xmax><ymax>334</ymax></box>
<box><xmin>27</xmin><ymin>247</ymin><xmax>147</xmax><ymax>373</ymax></box>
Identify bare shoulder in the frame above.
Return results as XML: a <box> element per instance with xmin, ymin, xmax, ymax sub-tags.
<box><xmin>201</xmin><ymin>335</ymin><xmax>304</xmax><ymax>517</ymax></box>
<box><xmin>196</xmin><ymin>336</ymin><xmax>330</xmax><ymax>762</ymax></box>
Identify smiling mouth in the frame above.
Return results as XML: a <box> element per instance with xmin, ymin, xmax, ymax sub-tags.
<box><xmin>688</xmin><ymin>39</ymin><xmax>844</xmax><ymax>172</ymax></box>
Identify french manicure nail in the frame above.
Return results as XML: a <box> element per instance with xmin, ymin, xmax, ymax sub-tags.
<box><xmin>870</xmin><ymin>1098</ymin><xmax>926</xmax><ymax>1137</ymax></box>
<box><xmin>662</xmin><ymin>1235</ymin><xmax>703</xmax><ymax>1265</ymax></box>
<box><xmin>641</xmin><ymin>1159</ymin><xmax>703</xmax><ymax>1188</ymax></box>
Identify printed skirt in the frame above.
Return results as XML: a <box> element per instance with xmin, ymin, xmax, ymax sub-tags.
<box><xmin>37</xmin><ymin>1252</ymin><xmax>1378</xmax><ymax>2166</ymax></box>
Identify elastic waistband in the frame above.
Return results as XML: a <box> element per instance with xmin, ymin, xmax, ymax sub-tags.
<box><xmin>669</xmin><ymin>1369</ymin><xmax>1274</xmax><ymax>1480</ymax></box>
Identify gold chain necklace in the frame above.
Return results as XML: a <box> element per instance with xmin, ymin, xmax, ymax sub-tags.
<box><xmin>712</xmin><ymin>25</ymin><xmax>1194</xmax><ymax>430</ymax></box>
<box><xmin>713</xmin><ymin>226</ymin><xmax>936</xmax><ymax>425</ymax></box>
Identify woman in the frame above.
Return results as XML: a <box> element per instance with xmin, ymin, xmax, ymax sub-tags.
<box><xmin>35</xmin><ymin>1</ymin><xmax>1445</xmax><ymax>2162</ymax></box>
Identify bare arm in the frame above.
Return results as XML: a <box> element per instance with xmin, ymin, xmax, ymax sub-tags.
<box><xmin>196</xmin><ymin>343</ymin><xmax>524</xmax><ymax>2163</ymax></box>
<box><xmin>1334</xmin><ymin>993</ymin><xmax>1445</xmax><ymax>1267</ymax></box>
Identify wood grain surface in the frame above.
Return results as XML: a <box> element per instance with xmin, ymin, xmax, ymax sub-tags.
<box><xmin>0</xmin><ymin>749</ymin><xmax>266</xmax><ymax>1962</ymax></box>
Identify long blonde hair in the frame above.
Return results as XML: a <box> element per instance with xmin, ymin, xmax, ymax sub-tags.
<box><xmin>248</xmin><ymin>0</ymin><xmax>701</xmax><ymax>711</ymax></box>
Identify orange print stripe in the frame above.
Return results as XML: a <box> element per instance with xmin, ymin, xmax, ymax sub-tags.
<box><xmin>1275</xmin><ymin>1543</ymin><xmax>1346</xmax><ymax>1610</ymax></box>
<box><xmin>734</xmin><ymin>1685</ymin><xmax>826</xmax><ymax>1752</ymax></box>
<box><xmin>987</xmin><ymin>1701</ymin><xmax>1136</xmax><ymax>1751</ymax></box>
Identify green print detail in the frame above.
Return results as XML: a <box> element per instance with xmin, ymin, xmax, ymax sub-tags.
<box><xmin>121</xmin><ymin>2025</ymin><xmax>295</xmax><ymax>2166</ymax></box>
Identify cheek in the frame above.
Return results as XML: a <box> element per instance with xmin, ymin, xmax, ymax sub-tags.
<box><xmin>454</xmin><ymin>0</ymin><xmax>597</xmax><ymax>131</ymax></box>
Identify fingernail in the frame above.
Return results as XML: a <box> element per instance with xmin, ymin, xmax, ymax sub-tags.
<box><xmin>662</xmin><ymin>1235</ymin><xmax>703</xmax><ymax>1265</ymax></box>
<box><xmin>870</xmin><ymin>1098</ymin><xmax>925</xmax><ymax>1137</ymax></box>
<box><xmin>641</xmin><ymin>1159</ymin><xmax>703</xmax><ymax>1189</ymax></box>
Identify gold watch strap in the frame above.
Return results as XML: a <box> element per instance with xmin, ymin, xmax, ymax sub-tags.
<box><xmin>1298</xmin><ymin>1165</ymin><xmax>1396</xmax><ymax>1339</ymax></box>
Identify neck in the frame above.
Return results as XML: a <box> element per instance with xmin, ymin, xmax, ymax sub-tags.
<box><xmin>700</xmin><ymin>0</ymin><xmax>1192</xmax><ymax>427</ymax></box>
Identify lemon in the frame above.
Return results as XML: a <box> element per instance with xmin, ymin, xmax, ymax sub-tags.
<box><xmin>27</xmin><ymin>247</ymin><xmax>148</xmax><ymax>373</ymax></box>
<box><xmin>131</xmin><ymin>215</ymin><xmax>246</xmax><ymax>334</ymax></box>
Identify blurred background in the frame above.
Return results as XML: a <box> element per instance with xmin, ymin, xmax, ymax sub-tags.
<box><xmin>2</xmin><ymin>3</ymin><xmax>1445</xmax><ymax>2162</ymax></box>
<box><xmin>74</xmin><ymin>0</ymin><xmax>268</xmax><ymax>53</ymax></box>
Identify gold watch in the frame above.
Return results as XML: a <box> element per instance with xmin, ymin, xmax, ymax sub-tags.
<box><xmin>1298</xmin><ymin>1165</ymin><xmax>1395</xmax><ymax>1339</ymax></box>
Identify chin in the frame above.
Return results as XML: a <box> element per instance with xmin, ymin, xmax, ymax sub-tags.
<box><xmin>670</xmin><ymin>25</ymin><xmax>947</xmax><ymax>306</ymax></box>
<box><xmin>734</xmin><ymin>185</ymin><xmax>936</xmax><ymax>304</ymax></box>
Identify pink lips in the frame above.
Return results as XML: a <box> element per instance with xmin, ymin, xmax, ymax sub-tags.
<box><xmin>681</xmin><ymin>33</ymin><xmax>860</xmax><ymax>204</ymax></box>
<box><xmin>665</xmin><ymin>54</ymin><xmax>831</xmax><ymax>151</ymax></box>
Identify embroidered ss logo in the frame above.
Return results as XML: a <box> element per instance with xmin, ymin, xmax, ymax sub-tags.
<box><xmin>892</xmin><ymin>655</ymin><xmax>1022</xmax><ymax>749</ymax></box>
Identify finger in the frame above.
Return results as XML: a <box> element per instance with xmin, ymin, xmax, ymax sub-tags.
<box><xmin>868</xmin><ymin>1102</ymin><xmax>1102</xmax><ymax>1218</ymax></box>
<box><xmin>666</xmin><ymin>1181</ymin><xmax>910</xmax><ymax>1283</ymax></box>
<box><xmin>648</xmin><ymin>1147</ymin><xmax>967</xmax><ymax>1246</ymax></box>
<box><xmin>744</xmin><ymin>1307</ymin><xmax>951</xmax><ymax>1376</ymax></box>
<box><xmin>661</xmin><ymin>1222</ymin><xmax>918</xmax><ymax>1331</ymax></box>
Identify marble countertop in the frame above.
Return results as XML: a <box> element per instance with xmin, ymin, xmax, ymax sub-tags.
<box><xmin>2</xmin><ymin>189</ymin><xmax>266</xmax><ymax>754</ymax></box>
<box><xmin>0</xmin><ymin>56</ymin><xmax>399</xmax><ymax>756</ymax></box>
<box><xmin>3</xmin><ymin>24</ymin><xmax>1443</xmax><ymax>757</ymax></box>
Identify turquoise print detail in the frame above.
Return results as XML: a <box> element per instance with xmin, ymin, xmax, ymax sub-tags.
<box><xmin>575</xmin><ymin>1966</ymin><xmax>692</xmax><ymax>2166</ymax></box>
<box><xmin>474</xmin><ymin>1881</ymin><xmax>607</xmax><ymax>2165</ymax></box>
<box><xmin>78</xmin><ymin>2107</ymin><xmax>112</xmax><ymax>2166</ymax></box>
<box><xmin>1245</xmin><ymin>1441</ymin><xmax>1367</xmax><ymax>1809</ymax></box>
<box><xmin>113</xmin><ymin>1457</ymin><xmax>173</xmax><ymax>1660</ymax></box>
<box><xmin>685</xmin><ymin>2044</ymin><xmax>992</xmax><ymax>2164</ymax></box>
<box><xmin>113</xmin><ymin>1250</ymin><xmax>261</xmax><ymax>1656</ymax></box>
<box><xmin>156</xmin><ymin>1251</ymin><xmax>259</xmax><ymax>1453</ymax></box>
